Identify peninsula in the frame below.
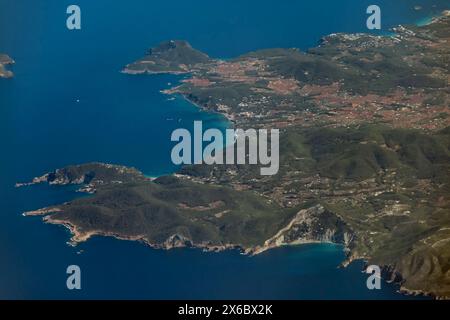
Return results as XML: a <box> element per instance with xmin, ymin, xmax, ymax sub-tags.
<box><xmin>20</xmin><ymin>14</ymin><xmax>450</xmax><ymax>298</ymax></box>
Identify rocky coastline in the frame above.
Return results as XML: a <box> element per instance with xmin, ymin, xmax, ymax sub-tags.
<box><xmin>0</xmin><ymin>54</ymin><xmax>14</xmax><ymax>78</ymax></box>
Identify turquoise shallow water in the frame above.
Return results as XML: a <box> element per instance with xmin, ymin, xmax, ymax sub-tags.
<box><xmin>0</xmin><ymin>0</ymin><xmax>446</xmax><ymax>299</ymax></box>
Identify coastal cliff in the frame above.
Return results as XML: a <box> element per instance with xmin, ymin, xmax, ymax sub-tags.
<box><xmin>0</xmin><ymin>54</ymin><xmax>14</xmax><ymax>78</ymax></box>
<box><xmin>20</xmin><ymin>14</ymin><xmax>450</xmax><ymax>298</ymax></box>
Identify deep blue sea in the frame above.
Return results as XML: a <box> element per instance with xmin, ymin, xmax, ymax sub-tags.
<box><xmin>0</xmin><ymin>0</ymin><xmax>447</xmax><ymax>299</ymax></box>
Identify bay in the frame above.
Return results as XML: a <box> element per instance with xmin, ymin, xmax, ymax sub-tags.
<box><xmin>1</xmin><ymin>0</ymin><xmax>446</xmax><ymax>299</ymax></box>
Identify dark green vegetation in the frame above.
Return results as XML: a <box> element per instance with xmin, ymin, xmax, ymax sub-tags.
<box><xmin>241</xmin><ymin>16</ymin><xmax>449</xmax><ymax>96</ymax></box>
<box><xmin>187</xmin><ymin>124</ymin><xmax>450</xmax><ymax>296</ymax></box>
<box><xmin>44</xmin><ymin>175</ymin><xmax>298</xmax><ymax>249</ymax></box>
<box><xmin>282</xmin><ymin>125</ymin><xmax>450</xmax><ymax>180</ymax></box>
<box><xmin>22</xmin><ymin>14</ymin><xmax>450</xmax><ymax>298</ymax></box>
<box><xmin>42</xmin><ymin>162</ymin><xmax>147</xmax><ymax>185</ymax></box>
<box><xmin>123</xmin><ymin>40</ymin><xmax>211</xmax><ymax>74</ymax></box>
<box><xmin>18</xmin><ymin>162</ymin><xmax>147</xmax><ymax>190</ymax></box>
<box><xmin>0</xmin><ymin>53</ymin><xmax>14</xmax><ymax>78</ymax></box>
<box><xmin>279</xmin><ymin>126</ymin><xmax>450</xmax><ymax>297</ymax></box>
<box><xmin>23</xmin><ymin>124</ymin><xmax>450</xmax><ymax>296</ymax></box>
<box><xmin>156</xmin><ymin>16</ymin><xmax>450</xmax><ymax>132</ymax></box>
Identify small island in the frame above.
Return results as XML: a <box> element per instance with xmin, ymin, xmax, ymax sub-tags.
<box><xmin>20</xmin><ymin>13</ymin><xmax>450</xmax><ymax>298</ymax></box>
<box><xmin>0</xmin><ymin>54</ymin><xmax>14</xmax><ymax>78</ymax></box>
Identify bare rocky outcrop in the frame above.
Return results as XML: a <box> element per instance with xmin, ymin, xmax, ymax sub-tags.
<box><xmin>0</xmin><ymin>54</ymin><xmax>14</xmax><ymax>78</ymax></box>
